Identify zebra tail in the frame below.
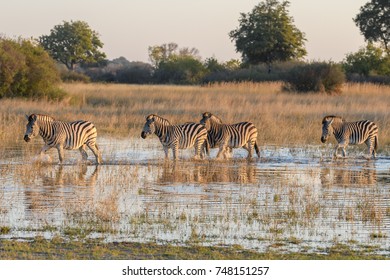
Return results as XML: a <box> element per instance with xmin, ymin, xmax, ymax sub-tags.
<box><xmin>254</xmin><ymin>142</ymin><xmax>260</xmax><ymax>157</ymax></box>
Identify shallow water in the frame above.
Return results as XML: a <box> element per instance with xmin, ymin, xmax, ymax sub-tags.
<box><xmin>1</xmin><ymin>137</ymin><xmax>389</xmax><ymax>255</ymax></box>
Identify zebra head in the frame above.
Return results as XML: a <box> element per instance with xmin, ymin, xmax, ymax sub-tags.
<box><xmin>200</xmin><ymin>112</ymin><xmax>213</xmax><ymax>131</ymax></box>
<box><xmin>321</xmin><ymin>116</ymin><xmax>335</xmax><ymax>143</ymax></box>
<box><xmin>24</xmin><ymin>114</ymin><xmax>39</xmax><ymax>142</ymax></box>
<box><xmin>141</xmin><ymin>115</ymin><xmax>156</xmax><ymax>139</ymax></box>
<box><xmin>200</xmin><ymin>112</ymin><xmax>223</xmax><ymax>131</ymax></box>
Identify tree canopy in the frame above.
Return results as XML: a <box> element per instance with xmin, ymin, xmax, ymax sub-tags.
<box><xmin>343</xmin><ymin>43</ymin><xmax>390</xmax><ymax>76</ymax></box>
<box><xmin>229</xmin><ymin>0</ymin><xmax>306</xmax><ymax>67</ymax></box>
<box><xmin>0</xmin><ymin>37</ymin><xmax>64</xmax><ymax>99</ymax></box>
<box><xmin>354</xmin><ymin>0</ymin><xmax>390</xmax><ymax>53</ymax></box>
<box><xmin>39</xmin><ymin>20</ymin><xmax>106</xmax><ymax>70</ymax></box>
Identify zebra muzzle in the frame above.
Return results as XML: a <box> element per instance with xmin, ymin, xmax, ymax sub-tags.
<box><xmin>24</xmin><ymin>135</ymin><xmax>31</xmax><ymax>142</ymax></box>
<box><xmin>141</xmin><ymin>132</ymin><xmax>147</xmax><ymax>139</ymax></box>
<box><xmin>321</xmin><ymin>136</ymin><xmax>327</xmax><ymax>143</ymax></box>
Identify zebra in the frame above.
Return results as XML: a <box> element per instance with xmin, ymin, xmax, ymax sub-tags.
<box><xmin>199</xmin><ymin>112</ymin><xmax>260</xmax><ymax>159</ymax></box>
<box><xmin>141</xmin><ymin>114</ymin><xmax>209</xmax><ymax>160</ymax></box>
<box><xmin>321</xmin><ymin>115</ymin><xmax>378</xmax><ymax>159</ymax></box>
<box><xmin>24</xmin><ymin>114</ymin><xmax>102</xmax><ymax>164</ymax></box>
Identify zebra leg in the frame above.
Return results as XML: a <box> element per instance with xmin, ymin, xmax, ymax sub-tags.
<box><xmin>193</xmin><ymin>139</ymin><xmax>201</xmax><ymax>160</ymax></box>
<box><xmin>245</xmin><ymin>142</ymin><xmax>253</xmax><ymax>159</ymax></box>
<box><xmin>254</xmin><ymin>142</ymin><xmax>261</xmax><ymax>158</ymax></box>
<box><xmin>56</xmin><ymin>145</ymin><xmax>65</xmax><ymax>164</ymax></box>
<box><xmin>225</xmin><ymin>147</ymin><xmax>233</xmax><ymax>159</ymax></box>
<box><xmin>333</xmin><ymin>145</ymin><xmax>339</xmax><ymax>158</ymax></box>
<box><xmin>87</xmin><ymin>143</ymin><xmax>102</xmax><ymax>164</ymax></box>
<box><xmin>217</xmin><ymin>139</ymin><xmax>229</xmax><ymax>159</ymax></box>
<box><xmin>79</xmin><ymin>145</ymin><xmax>89</xmax><ymax>161</ymax></box>
<box><xmin>163</xmin><ymin>146</ymin><xmax>169</xmax><ymax>159</ymax></box>
<box><xmin>365</xmin><ymin>138</ymin><xmax>375</xmax><ymax>159</ymax></box>
<box><xmin>40</xmin><ymin>144</ymin><xmax>51</xmax><ymax>156</ymax></box>
<box><xmin>341</xmin><ymin>147</ymin><xmax>347</xmax><ymax>157</ymax></box>
<box><xmin>172</xmin><ymin>145</ymin><xmax>179</xmax><ymax>160</ymax></box>
<box><xmin>216</xmin><ymin>145</ymin><xmax>225</xmax><ymax>159</ymax></box>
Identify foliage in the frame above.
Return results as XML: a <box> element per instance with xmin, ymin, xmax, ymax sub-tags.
<box><xmin>39</xmin><ymin>20</ymin><xmax>106</xmax><ymax>70</ymax></box>
<box><xmin>0</xmin><ymin>37</ymin><xmax>65</xmax><ymax>99</ymax></box>
<box><xmin>354</xmin><ymin>0</ymin><xmax>390</xmax><ymax>53</ymax></box>
<box><xmin>202</xmin><ymin>60</ymin><xmax>302</xmax><ymax>83</ymax></box>
<box><xmin>83</xmin><ymin>57</ymin><xmax>153</xmax><ymax>84</ymax></box>
<box><xmin>283</xmin><ymin>62</ymin><xmax>345</xmax><ymax>94</ymax></box>
<box><xmin>229</xmin><ymin>0</ymin><xmax>306</xmax><ymax>66</ymax></box>
<box><xmin>343</xmin><ymin>43</ymin><xmax>390</xmax><ymax>77</ymax></box>
<box><xmin>60</xmin><ymin>69</ymin><xmax>91</xmax><ymax>83</ymax></box>
<box><xmin>154</xmin><ymin>55</ymin><xmax>205</xmax><ymax>84</ymax></box>
<box><xmin>148</xmin><ymin>43</ymin><xmax>205</xmax><ymax>84</ymax></box>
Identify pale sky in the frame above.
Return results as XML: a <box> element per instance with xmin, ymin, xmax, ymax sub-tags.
<box><xmin>1</xmin><ymin>0</ymin><xmax>368</xmax><ymax>63</ymax></box>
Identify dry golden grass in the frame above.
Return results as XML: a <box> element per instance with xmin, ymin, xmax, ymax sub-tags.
<box><xmin>1</xmin><ymin>82</ymin><xmax>390</xmax><ymax>149</ymax></box>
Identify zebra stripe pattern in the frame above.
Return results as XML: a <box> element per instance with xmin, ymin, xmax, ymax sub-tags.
<box><xmin>321</xmin><ymin>115</ymin><xmax>378</xmax><ymax>158</ymax></box>
<box><xmin>141</xmin><ymin>114</ymin><xmax>209</xmax><ymax>160</ymax></box>
<box><xmin>24</xmin><ymin>114</ymin><xmax>102</xmax><ymax>164</ymax></box>
<box><xmin>199</xmin><ymin>112</ymin><xmax>260</xmax><ymax>159</ymax></box>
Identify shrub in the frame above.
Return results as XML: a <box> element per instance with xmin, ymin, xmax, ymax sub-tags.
<box><xmin>60</xmin><ymin>69</ymin><xmax>91</xmax><ymax>83</ymax></box>
<box><xmin>153</xmin><ymin>56</ymin><xmax>206</xmax><ymax>84</ymax></box>
<box><xmin>0</xmin><ymin>37</ymin><xmax>65</xmax><ymax>100</ymax></box>
<box><xmin>283</xmin><ymin>62</ymin><xmax>345</xmax><ymax>94</ymax></box>
<box><xmin>202</xmin><ymin>61</ymin><xmax>303</xmax><ymax>84</ymax></box>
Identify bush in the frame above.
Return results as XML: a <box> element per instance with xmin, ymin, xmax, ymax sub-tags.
<box><xmin>283</xmin><ymin>62</ymin><xmax>345</xmax><ymax>94</ymax></box>
<box><xmin>153</xmin><ymin>56</ymin><xmax>206</xmax><ymax>84</ymax></box>
<box><xmin>202</xmin><ymin>61</ymin><xmax>303</xmax><ymax>84</ymax></box>
<box><xmin>83</xmin><ymin>59</ymin><xmax>153</xmax><ymax>84</ymax></box>
<box><xmin>0</xmin><ymin>37</ymin><xmax>65</xmax><ymax>100</ymax></box>
<box><xmin>60</xmin><ymin>69</ymin><xmax>91</xmax><ymax>83</ymax></box>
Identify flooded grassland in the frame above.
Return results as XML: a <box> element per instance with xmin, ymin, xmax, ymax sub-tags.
<box><xmin>1</xmin><ymin>137</ymin><xmax>390</xmax><ymax>258</ymax></box>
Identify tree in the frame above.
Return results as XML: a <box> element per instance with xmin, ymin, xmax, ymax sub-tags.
<box><xmin>354</xmin><ymin>0</ymin><xmax>390</xmax><ymax>53</ymax></box>
<box><xmin>343</xmin><ymin>43</ymin><xmax>390</xmax><ymax>76</ymax></box>
<box><xmin>229</xmin><ymin>0</ymin><xmax>306</xmax><ymax>69</ymax></box>
<box><xmin>39</xmin><ymin>20</ymin><xmax>106</xmax><ymax>70</ymax></box>
<box><xmin>0</xmin><ymin>37</ymin><xmax>64</xmax><ymax>99</ymax></box>
<box><xmin>148</xmin><ymin>43</ymin><xmax>205</xmax><ymax>84</ymax></box>
<box><xmin>148</xmin><ymin>42</ymin><xmax>200</xmax><ymax>68</ymax></box>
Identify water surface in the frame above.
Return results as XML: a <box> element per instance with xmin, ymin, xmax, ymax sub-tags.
<box><xmin>1</xmin><ymin>137</ymin><xmax>389</xmax><ymax>255</ymax></box>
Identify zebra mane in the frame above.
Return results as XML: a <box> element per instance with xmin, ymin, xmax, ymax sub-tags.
<box><xmin>322</xmin><ymin>115</ymin><xmax>344</xmax><ymax>124</ymax></box>
<box><xmin>28</xmin><ymin>113</ymin><xmax>55</xmax><ymax>122</ymax></box>
<box><xmin>202</xmin><ymin>112</ymin><xmax>223</xmax><ymax>123</ymax></box>
<box><xmin>146</xmin><ymin>114</ymin><xmax>171</xmax><ymax>125</ymax></box>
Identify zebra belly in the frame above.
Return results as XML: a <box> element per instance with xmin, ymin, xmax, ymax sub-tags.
<box><xmin>348</xmin><ymin>136</ymin><xmax>366</xmax><ymax>145</ymax></box>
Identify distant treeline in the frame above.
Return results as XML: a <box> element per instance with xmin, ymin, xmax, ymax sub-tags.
<box><xmin>63</xmin><ymin>54</ymin><xmax>389</xmax><ymax>91</ymax></box>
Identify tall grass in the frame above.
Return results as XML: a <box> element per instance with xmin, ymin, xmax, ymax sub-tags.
<box><xmin>1</xmin><ymin>82</ymin><xmax>390</xmax><ymax>149</ymax></box>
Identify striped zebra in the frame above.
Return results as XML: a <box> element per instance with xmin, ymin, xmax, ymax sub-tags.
<box><xmin>24</xmin><ymin>114</ymin><xmax>102</xmax><ymax>164</ymax></box>
<box><xmin>321</xmin><ymin>115</ymin><xmax>378</xmax><ymax>159</ymax></box>
<box><xmin>199</xmin><ymin>112</ymin><xmax>260</xmax><ymax>159</ymax></box>
<box><xmin>141</xmin><ymin>114</ymin><xmax>209</xmax><ymax>160</ymax></box>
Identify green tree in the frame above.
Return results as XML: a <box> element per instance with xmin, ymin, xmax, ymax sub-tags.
<box><xmin>343</xmin><ymin>43</ymin><xmax>390</xmax><ymax>76</ymax></box>
<box><xmin>0</xmin><ymin>37</ymin><xmax>63</xmax><ymax>99</ymax></box>
<box><xmin>39</xmin><ymin>20</ymin><xmax>106</xmax><ymax>70</ymax></box>
<box><xmin>148</xmin><ymin>43</ymin><xmax>205</xmax><ymax>84</ymax></box>
<box><xmin>148</xmin><ymin>42</ymin><xmax>200</xmax><ymax>68</ymax></box>
<box><xmin>229</xmin><ymin>0</ymin><xmax>306</xmax><ymax>69</ymax></box>
<box><xmin>354</xmin><ymin>0</ymin><xmax>390</xmax><ymax>53</ymax></box>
